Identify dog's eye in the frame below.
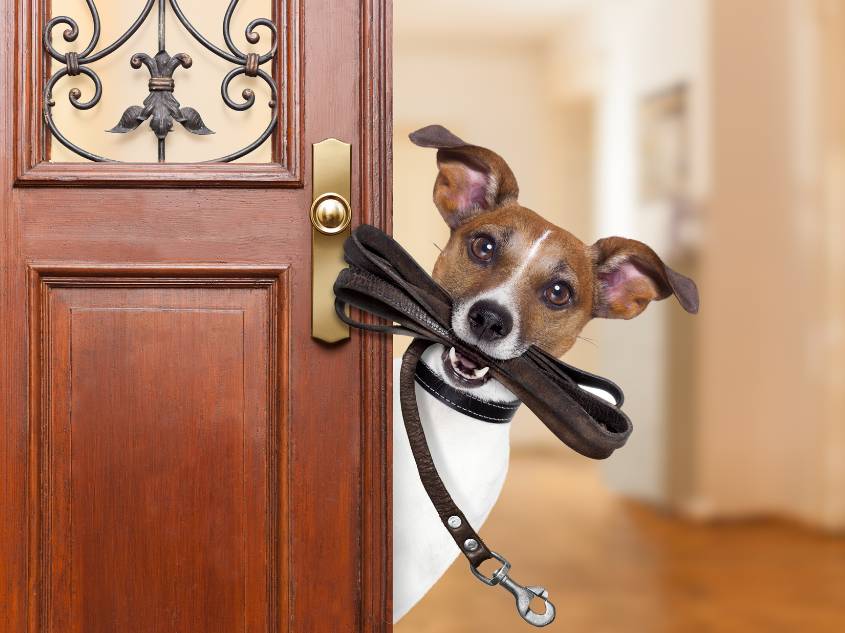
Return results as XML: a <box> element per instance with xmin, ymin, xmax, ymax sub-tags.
<box><xmin>469</xmin><ymin>235</ymin><xmax>496</xmax><ymax>263</ymax></box>
<box><xmin>543</xmin><ymin>282</ymin><xmax>572</xmax><ymax>308</ymax></box>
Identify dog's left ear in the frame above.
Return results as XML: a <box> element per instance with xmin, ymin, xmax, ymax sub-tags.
<box><xmin>409</xmin><ymin>124</ymin><xmax>519</xmax><ymax>229</ymax></box>
<box><xmin>591</xmin><ymin>236</ymin><xmax>699</xmax><ymax>319</ymax></box>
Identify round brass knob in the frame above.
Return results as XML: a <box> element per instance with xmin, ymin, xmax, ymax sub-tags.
<box><xmin>310</xmin><ymin>193</ymin><xmax>352</xmax><ymax>235</ymax></box>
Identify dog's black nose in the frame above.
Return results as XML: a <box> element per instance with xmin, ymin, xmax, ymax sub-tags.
<box><xmin>467</xmin><ymin>299</ymin><xmax>513</xmax><ymax>341</ymax></box>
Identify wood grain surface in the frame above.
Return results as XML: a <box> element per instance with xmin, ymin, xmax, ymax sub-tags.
<box><xmin>0</xmin><ymin>1</ymin><xmax>392</xmax><ymax>631</ymax></box>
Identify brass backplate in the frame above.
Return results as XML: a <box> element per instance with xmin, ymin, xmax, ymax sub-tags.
<box><xmin>311</xmin><ymin>138</ymin><xmax>351</xmax><ymax>343</ymax></box>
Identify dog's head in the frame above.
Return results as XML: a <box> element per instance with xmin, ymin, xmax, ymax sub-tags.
<box><xmin>410</xmin><ymin>124</ymin><xmax>699</xmax><ymax>386</ymax></box>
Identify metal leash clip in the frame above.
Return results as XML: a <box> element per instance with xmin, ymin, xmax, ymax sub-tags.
<box><xmin>470</xmin><ymin>551</ymin><xmax>556</xmax><ymax>627</ymax></box>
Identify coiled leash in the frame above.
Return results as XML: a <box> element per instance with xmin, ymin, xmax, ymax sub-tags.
<box><xmin>334</xmin><ymin>225</ymin><xmax>633</xmax><ymax>627</ymax></box>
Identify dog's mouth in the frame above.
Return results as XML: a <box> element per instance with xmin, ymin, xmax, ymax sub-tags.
<box><xmin>441</xmin><ymin>346</ymin><xmax>491</xmax><ymax>387</ymax></box>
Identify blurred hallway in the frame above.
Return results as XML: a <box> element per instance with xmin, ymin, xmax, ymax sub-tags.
<box><xmin>393</xmin><ymin>0</ymin><xmax>845</xmax><ymax>629</ymax></box>
<box><xmin>396</xmin><ymin>450</ymin><xmax>845</xmax><ymax>633</ymax></box>
<box><xmin>395</xmin><ymin>0</ymin><xmax>845</xmax><ymax>529</ymax></box>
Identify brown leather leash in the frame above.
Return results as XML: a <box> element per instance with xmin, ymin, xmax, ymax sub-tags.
<box><xmin>334</xmin><ymin>225</ymin><xmax>633</xmax><ymax>627</ymax></box>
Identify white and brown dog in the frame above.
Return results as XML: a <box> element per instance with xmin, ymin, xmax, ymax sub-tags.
<box><xmin>393</xmin><ymin>125</ymin><xmax>698</xmax><ymax>621</ymax></box>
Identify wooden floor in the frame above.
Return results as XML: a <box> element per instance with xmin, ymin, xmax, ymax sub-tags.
<box><xmin>395</xmin><ymin>450</ymin><xmax>845</xmax><ymax>633</ymax></box>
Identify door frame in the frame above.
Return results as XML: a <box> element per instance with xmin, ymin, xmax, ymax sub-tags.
<box><xmin>359</xmin><ymin>1</ymin><xmax>392</xmax><ymax>629</ymax></box>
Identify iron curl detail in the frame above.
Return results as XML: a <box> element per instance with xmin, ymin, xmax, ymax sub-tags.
<box><xmin>208</xmin><ymin>68</ymin><xmax>277</xmax><ymax>163</ymax></box>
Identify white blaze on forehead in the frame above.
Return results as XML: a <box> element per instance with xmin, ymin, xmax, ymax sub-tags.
<box><xmin>509</xmin><ymin>229</ymin><xmax>552</xmax><ymax>285</ymax></box>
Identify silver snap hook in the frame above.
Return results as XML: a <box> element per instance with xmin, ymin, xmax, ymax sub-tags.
<box><xmin>469</xmin><ymin>551</ymin><xmax>556</xmax><ymax>627</ymax></box>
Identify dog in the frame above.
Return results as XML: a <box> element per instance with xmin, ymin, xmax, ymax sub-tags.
<box><xmin>393</xmin><ymin>125</ymin><xmax>699</xmax><ymax>622</ymax></box>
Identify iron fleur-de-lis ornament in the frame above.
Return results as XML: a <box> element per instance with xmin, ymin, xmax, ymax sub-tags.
<box><xmin>109</xmin><ymin>50</ymin><xmax>213</xmax><ymax>140</ymax></box>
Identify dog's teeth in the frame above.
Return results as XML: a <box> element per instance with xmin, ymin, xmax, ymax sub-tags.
<box><xmin>446</xmin><ymin>347</ymin><xmax>490</xmax><ymax>382</ymax></box>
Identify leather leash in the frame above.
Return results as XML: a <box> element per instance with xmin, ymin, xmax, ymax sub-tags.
<box><xmin>334</xmin><ymin>225</ymin><xmax>633</xmax><ymax>627</ymax></box>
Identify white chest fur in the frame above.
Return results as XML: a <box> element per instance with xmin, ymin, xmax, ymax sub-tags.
<box><xmin>392</xmin><ymin>344</ymin><xmax>516</xmax><ymax>622</ymax></box>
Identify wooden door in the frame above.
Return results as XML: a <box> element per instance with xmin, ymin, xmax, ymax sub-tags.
<box><xmin>0</xmin><ymin>1</ymin><xmax>391</xmax><ymax>632</ymax></box>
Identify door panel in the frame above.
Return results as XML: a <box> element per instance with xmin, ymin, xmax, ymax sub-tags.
<box><xmin>31</xmin><ymin>273</ymin><xmax>286</xmax><ymax>633</ymax></box>
<box><xmin>0</xmin><ymin>1</ymin><xmax>392</xmax><ymax>632</ymax></box>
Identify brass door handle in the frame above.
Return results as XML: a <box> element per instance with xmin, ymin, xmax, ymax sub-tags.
<box><xmin>311</xmin><ymin>193</ymin><xmax>352</xmax><ymax>235</ymax></box>
<box><xmin>311</xmin><ymin>138</ymin><xmax>352</xmax><ymax>343</ymax></box>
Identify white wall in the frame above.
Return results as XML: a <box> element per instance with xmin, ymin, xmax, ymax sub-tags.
<box><xmin>551</xmin><ymin>0</ymin><xmax>845</xmax><ymax>528</ymax></box>
<box><xmin>547</xmin><ymin>0</ymin><xmax>709</xmax><ymax>503</ymax></box>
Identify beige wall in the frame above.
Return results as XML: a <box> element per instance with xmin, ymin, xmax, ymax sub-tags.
<box><xmin>696</xmin><ymin>0</ymin><xmax>845</xmax><ymax>529</ymax></box>
<box><xmin>817</xmin><ymin>0</ymin><xmax>845</xmax><ymax>530</ymax></box>
<box><xmin>49</xmin><ymin>0</ymin><xmax>272</xmax><ymax>162</ymax></box>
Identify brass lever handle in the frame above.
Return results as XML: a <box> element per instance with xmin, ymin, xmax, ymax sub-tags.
<box><xmin>311</xmin><ymin>139</ymin><xmax>352</xmax><ymax>343</ymax></box>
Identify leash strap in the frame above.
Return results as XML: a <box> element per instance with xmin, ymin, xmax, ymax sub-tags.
<box><xmin>400</xmin><ymin>339</ymin><xmax>494</xmax><ymax>566</ymax></box>
<box><xmin>334</xmin><ymin>225</ymin><xmax>633</xmax><ymax>626</ymax></box>
<box><xmin>400</xmin><ymin>339</ymin><xmax>556</xmax><ymax>627</ymax></box>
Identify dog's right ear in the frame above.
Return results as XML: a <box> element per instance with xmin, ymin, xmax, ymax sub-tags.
<box><xmin>409</xmin><ymin>125</ymin><xmax>519</xmax><ymax>229</ymax></box>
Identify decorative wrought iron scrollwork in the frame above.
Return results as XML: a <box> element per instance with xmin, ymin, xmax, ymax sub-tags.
<box><xmin>43</xmin><ymin>0</ymin><xmax>279</xmax><ymax>163</ymax></box>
